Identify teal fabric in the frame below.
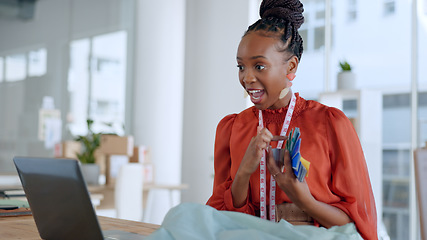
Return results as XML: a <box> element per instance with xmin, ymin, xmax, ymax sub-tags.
<box><xmin>146</xmin><ymin>203</ymin><xmax>363</xmax><ymax>240</ymax></box>
<box><xmin>0</xmin><ymin>199</ymin><xmax>29</xmax><ymax>208</ymax></box>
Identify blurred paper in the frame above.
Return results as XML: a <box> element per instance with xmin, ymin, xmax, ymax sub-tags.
<box><xmin>44</xmin><ymin>118</ymin><xmax>62</xmax><ymax>149</ymax></box>
<box><xmin>38</xmin><ymin>109</ymin><xmax>61</xmax><ymax>141</ymax></box>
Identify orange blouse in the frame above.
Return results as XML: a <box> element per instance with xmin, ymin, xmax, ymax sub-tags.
<box><xmin>206</xmin><ymin>93</ymin><xmax>377</xmax><ymax>240</ymax></box>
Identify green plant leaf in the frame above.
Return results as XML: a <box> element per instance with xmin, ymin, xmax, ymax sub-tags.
<box><xmin>75</xmin><ymin>119</ymin><xmax>101</xmax><ymax>164</ymax></box>
<box><xmin>339</xmin><ymin>61</ymin><xmax>352</xmax><ymax>71</ymax></box>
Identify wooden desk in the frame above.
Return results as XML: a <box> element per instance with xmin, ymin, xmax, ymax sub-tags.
<box><xmin>0</xmin><ymin>215</ymin><xmax>159</xmax><ymax>239</ymax></box>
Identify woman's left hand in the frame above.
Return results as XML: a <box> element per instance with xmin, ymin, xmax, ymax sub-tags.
<box><xmin>266</xmin><ymin>147</ymin><xmax>352</xmax><ymax>228</ymax></box>
<box><xmin>266</xmin><ymin>147</ymin><xmax>314</xmax><ymax>206</ymax></box>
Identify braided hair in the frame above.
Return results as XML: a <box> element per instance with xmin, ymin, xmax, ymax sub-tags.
<box><xmin>244</xmin><ymin>0</ymin><xmax>305</xmax><ymax>61</ymax></box>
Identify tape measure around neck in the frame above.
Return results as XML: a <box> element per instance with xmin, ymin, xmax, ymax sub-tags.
<box><xmin>258</xmin><ymin>93</ymin><xmax>297</xmax><ymax>221</ymax></box>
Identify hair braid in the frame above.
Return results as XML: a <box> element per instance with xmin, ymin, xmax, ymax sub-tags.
<box><xmin>244</xmin><ymin>0</ymin><xmax>305</xmax><ymax>61</ymax></box>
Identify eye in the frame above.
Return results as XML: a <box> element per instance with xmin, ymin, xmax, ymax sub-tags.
<box><xmin>237</xmin><ymin>65</ymin><xmax>245</xmax><ymax>71</ymax></box>
<box><xmin>255</xmin><ymin>64</ymin><xmax>265</xmax><ymax>70</ymax></box>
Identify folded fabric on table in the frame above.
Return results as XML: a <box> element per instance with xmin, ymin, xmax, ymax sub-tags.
<box><xmin>146</xmin><ymin>203</ymin><xmax>363</xmax><ymax>240</ymax></box>
<box><xmin>0</xmin><ymin>199</ymin><xmax>29</xmax><ymax>208</ymax></box>
<box><xmin>0</xmin><ymin>199</ymin><xmax>31</xmax><ymax>217</ymax></box>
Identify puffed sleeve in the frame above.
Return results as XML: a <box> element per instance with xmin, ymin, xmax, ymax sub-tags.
<box><xmin>326</xmin><ymin>107</ymin><xmax>378</xmax><ymax>240</ymax></box>
<box><xmin>206</xmin><ymin>114</ymin><xmax>256</xmax><ymax>215</ymax></box>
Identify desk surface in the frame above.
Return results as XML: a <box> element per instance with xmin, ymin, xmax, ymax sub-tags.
<box><xmin>0</xmin><ymin>215</ymin><xmax>160</xmax><ymax>239</ymax></box>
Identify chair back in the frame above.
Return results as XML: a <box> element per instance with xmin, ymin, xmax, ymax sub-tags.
<box><xmin>414</xmin><ymin>148</ymin><xmax>427</xmax><ymax>240</ymax></box>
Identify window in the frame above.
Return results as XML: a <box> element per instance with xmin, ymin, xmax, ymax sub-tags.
<box><xmin>0</xmin><ymin>0</ymin><xmax>134</xmax><ymax>176</ymax></box>
<box><xmin>295</xmin><ymin>0</ymin><xmax>328</xmax><ymax>99</ymax></box>
<box><xmin>299</xmin><ymin>29</ymin><xmax>308</xmax><ymax>52</ymax></box>
<box><xmin>348</xmin><ymin>0</ymin><xmax>357</xmax><ymax>21</ymax></box>
<box><xmin>0</xmin><ymin>57</ymin><xmax>3</xmax><ymax>82</ymax></box>
<box><xmin>68</xmin><ymin>39</ymin><xmax>90</xmax><ymax>137</ymax></box>
<box><xmin>314</xmin><ymin>1</ymin><xmax>325</xmax><ymax>21</ymax></box>
<box><xmin>342</xmin><ymin>99</ymin><xmax>357</xmax><ymax>118</ymax></box>
<box><xmin>382</xmin><ymin>148</ymin><xmax>410</xmax><ymax>240</ymax></box>
<box><xmin>68</xmin><ymin>31</ymin><xmax>127</xmax><ymax>137</ymax></box>
<box><xmin>314</xmin><ymin>26</ymin><xmax>325</xmax><ymax>50</ymax></box>
<box><xmin>90</xmin><ymin>31</ymin><xmax>127</xmax><ymax>135</ymax></box>
<box><xmin>304</xmin><ymin>12</ymin><xmax>310</xmax><ymax>24</ymax></box>
<box><xmin>2</xmin><ymin>48</ymin><xmax>47</xmax><ymax>82</ymax></box>
<box><xmin>315</xmin><ymin>10</ymin><xmax>325</xmax><ymax>20</ymax></box>
<box><xmin>384</xmin><ymin>0</ymin><xmax>396</xmax><ymax>16</ymax></box>
<box><xmin>5</xmin><ymin>54</ymin><xmax>26</xmax><ymax>82</ymax></box>
<box><xmin>299</xmin><ymin>0</ymin><xmax>331</xmax><ymax>53</ymax></box>
<box><xmin>382</xmin><ymin>93</ymin><xmax>412</xmax><ymax>239</ymax></box>
<box><xmin>28</xmin><ymin>48</ymin><xmax>47</xmax><ymax>77</ymax></box>
<box><xmin>418</xmin><ymin>92</ymin><xmax>427</xmax><ymax>147</ymax></box>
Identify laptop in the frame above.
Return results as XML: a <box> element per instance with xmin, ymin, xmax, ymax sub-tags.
<box><xmin>13</xmin><ymin>156</ymin><xmax>147</xmax><ymax>240</ymax></box>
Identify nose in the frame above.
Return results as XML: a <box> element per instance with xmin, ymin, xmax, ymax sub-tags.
<box><xmin>242</xmin><ymin>70</ymin><xmax>256</xmax><ymax>84</ymax></box>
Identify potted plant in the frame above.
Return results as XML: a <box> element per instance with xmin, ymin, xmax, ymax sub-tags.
<box><xmin>337</xmin><ymin>60</ymin><xmax>356</xmax><ymax>90</ymax></box>
<box><xmin>75</xmin><ymin>119</ymin><xmax>102</xmax><ymax>185</ymax></box>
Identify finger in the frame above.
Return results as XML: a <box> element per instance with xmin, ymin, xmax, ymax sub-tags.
<box><xmin>260</xmin><ymin>141</ymin><xmax>271</xmax><ymax>151</ymax></box>
<box><xmin>257</xmin><ymin>126</ymin><xmax>263</xmax><ymax>135</ymax></box>
<box><xmin>258</xmin><ymin>128</ymin><xmax>274</xmax><ymax>143</ymax></box>
<box><xmin>260</xmin><ymin>128</ymin><xmax>273</xmax><ymax>139</ymax></box>
<box><xmin>283</xmin><ymin>149</ymin><xmax>292</xmax><ymax>172</ymax></box>
<box><xmin>271</xmin><ymin>135</ymin><xmax>287</xmax><ymax>141</ymax></box>
<box><xmin>259</xmin><ymin>134</ymin><xmax>273</xmax><ymax>145</ymax></box>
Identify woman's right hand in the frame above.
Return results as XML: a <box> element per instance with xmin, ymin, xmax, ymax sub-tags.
<box><xmin>232</xmin><ymin>126</ymin><xmax>274</xmax><ymax>208</ymax></box>
<box><xmin>238</xmin><ymin>126</ymin><xmax>274</xmax><ymax>176</ymax></box>
<box><xmin>232</xmin><ymin>126</ymin><xmax>286</xmax><ymax>208</ymax></box>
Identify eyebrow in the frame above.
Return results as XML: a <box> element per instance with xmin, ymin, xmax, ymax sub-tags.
<box><xmin>236</xmin><ymin>55</ymin><xmax>267</xmax><ymax>60</ymax></box>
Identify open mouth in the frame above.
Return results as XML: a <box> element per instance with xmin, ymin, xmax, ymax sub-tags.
<box><xmin>247</xmin><ymin>89</ymin><xmax>264</xmax><ymax>103</ymax></box>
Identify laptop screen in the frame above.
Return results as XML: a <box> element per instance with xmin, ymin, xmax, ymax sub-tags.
<box><xmin>14</xmin><ymin>157</ymin><xmax>104</xmax><ymax>240</ymax></box>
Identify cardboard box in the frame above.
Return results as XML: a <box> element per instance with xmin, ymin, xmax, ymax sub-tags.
<box><xmin>128</xmin><ymin>146</ymin><xmax>154</xmax><ymax>184</ymax></box>
<box><xmin>98</xmin><ymin>135</ymin><xmax>134</xmax><ymax>156</ymax></box>
<box><xmin>54</xmin><ymin>141</ymin><xmax>81</xmax><ymax>159</ymax></box>
<box><xmin>94</xmin><ymin>150</ymin><xmax>107</xmax><ymax>175</ymax></box>
<box><xmin>129</xmin><ymin>146</ymin><xmax>151</xmax><ymax>163</ymax></box>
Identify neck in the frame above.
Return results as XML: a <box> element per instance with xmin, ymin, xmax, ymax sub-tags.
<box><xmin>268</xmin><ymin>89</ymin><xmax>293</xmax><ymax>110</ymax></box>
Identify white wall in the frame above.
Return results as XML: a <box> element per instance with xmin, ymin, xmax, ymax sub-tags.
<box><xmin>181</xmin><ymin>0</ymin><xmax>250</xmax><ymax>204</ymax></box>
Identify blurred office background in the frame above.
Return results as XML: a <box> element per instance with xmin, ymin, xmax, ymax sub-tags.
<box><xmin>0</xmin><ymin>0</ymin><xmax>426</xmax><ymax>239</ymax></box>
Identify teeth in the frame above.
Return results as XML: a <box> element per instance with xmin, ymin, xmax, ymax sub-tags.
<box><xmin>247</xmin><ymin>89</ymin><xmax>262</xmax><ymax>100</ymax></box>
<box><xmin>248</xmin><ymin>90</ymin><xmax>262</xmax><ymax>94</ymax></box>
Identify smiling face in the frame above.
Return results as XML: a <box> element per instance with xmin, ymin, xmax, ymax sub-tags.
<box><xmin>237</xmin><ymin>31</ymin><xmax>298</xmax><ymax>110</ymax></box>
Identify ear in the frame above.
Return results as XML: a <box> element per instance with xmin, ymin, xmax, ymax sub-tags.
<box><xmin>287</xmin><ymin>55</ymin><xmax>299</xmax><ymax>74</ymax></box>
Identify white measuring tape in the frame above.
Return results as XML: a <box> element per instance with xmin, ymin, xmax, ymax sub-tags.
<box><xmin>258</xmin><ymin>93</ymin><xmax>296</xmax><ymax>221</ymax></box>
